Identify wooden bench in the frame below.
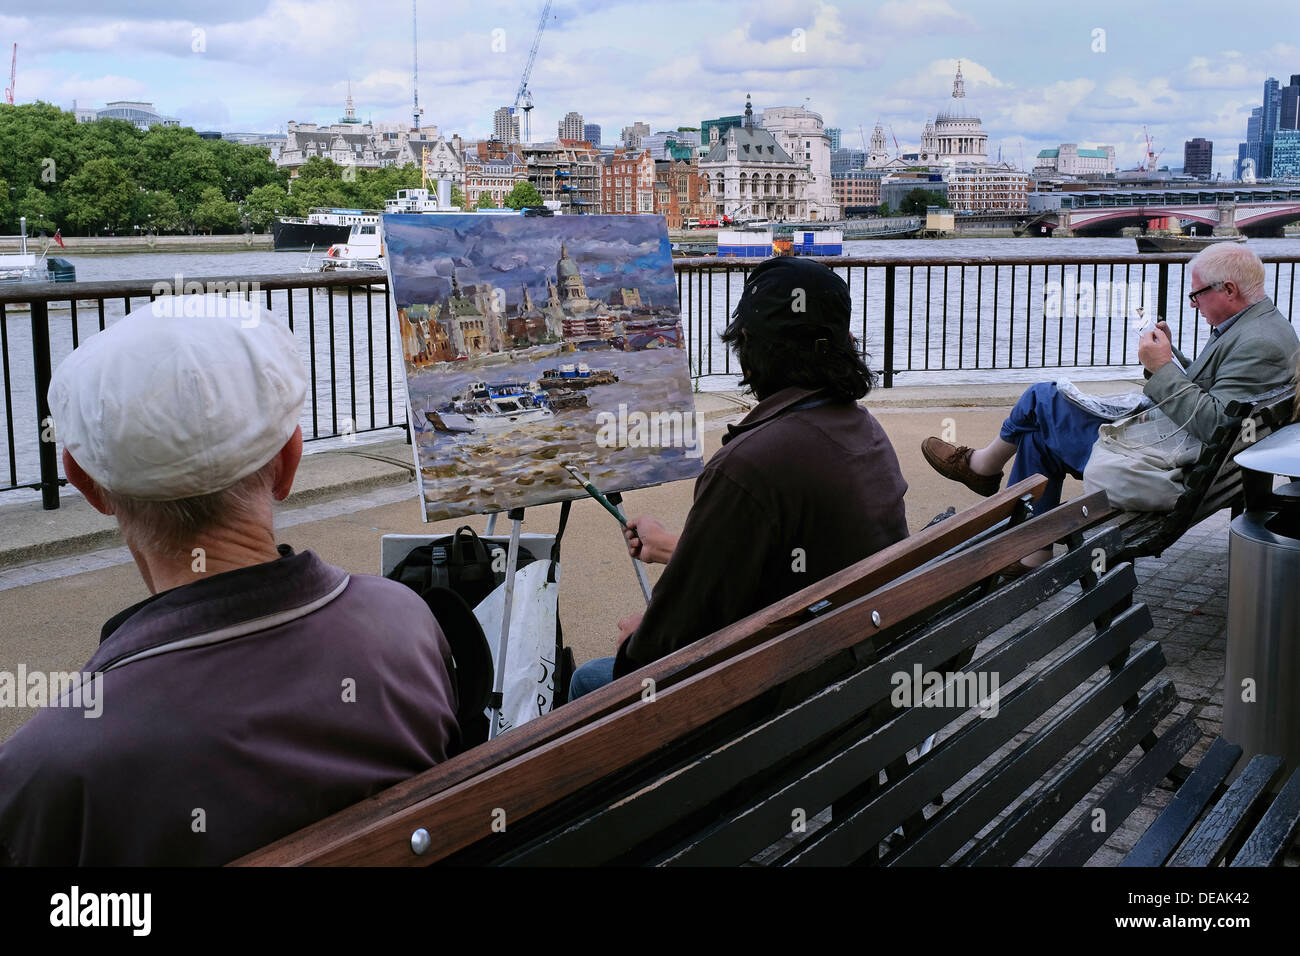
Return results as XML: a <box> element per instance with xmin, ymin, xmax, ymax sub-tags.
<box><xmin>1103</xmin><ymin>384</ymin><xmax>1297</xmax><ymax>564</ymax></box>
<box><xmin>237</xmin><ymin>479</ymin><xmax>1299</xmax><ymax>867</ymax></box>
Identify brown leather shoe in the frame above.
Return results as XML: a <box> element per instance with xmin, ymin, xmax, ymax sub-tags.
<box><xmin>921</xmin><ymin>438</ymin><xmax>1003</xmax><ymax>497</ymax></box>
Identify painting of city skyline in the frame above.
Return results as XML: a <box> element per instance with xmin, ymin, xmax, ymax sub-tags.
<box><xmin>384</xmin><ymin>213</ymin><xmax>702</xmax><ymax>522</ymax></box>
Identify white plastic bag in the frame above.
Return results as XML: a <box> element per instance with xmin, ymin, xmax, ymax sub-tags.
<box><xmin>474</xmin><ymin>558</ymin><xmax>560</xmax><ymax>736</ymax></box>
<box><xmin>1082</xmin><ymin>386</ymin><xmax>1207</xmax><ymax>512</ymax></box>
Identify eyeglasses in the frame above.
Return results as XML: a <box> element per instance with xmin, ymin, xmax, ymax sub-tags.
<box><xmin>1188</xmin><ymin>283</ymin><xmax>1220</xmax><ymax>305</ymax></box>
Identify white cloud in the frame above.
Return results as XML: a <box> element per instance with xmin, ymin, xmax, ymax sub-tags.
<box><xmin>877</xmin><ymin>0</ymin><xmax>977</xmax><ymax>33</ymax></box>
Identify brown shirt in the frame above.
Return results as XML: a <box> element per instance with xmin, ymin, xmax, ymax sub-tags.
<box><xmin>614</xmin><ymin>386</ymin><xmax>909</xmax><ymax>678</ymax></box>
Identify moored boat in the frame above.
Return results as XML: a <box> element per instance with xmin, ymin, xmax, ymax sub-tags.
<box><xmin>1135</xmin><ymin>234</ymin><xmax>1247</xmax><ymax>253</ymax></box>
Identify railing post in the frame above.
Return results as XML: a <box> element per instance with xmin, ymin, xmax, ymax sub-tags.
<box><xmin>1157</xmin><ymin>262</ymin><xmax>1169</xmax><ymax>323</ymax></box>
<box><xmin>883</xmin><ymin>264</ymin><xmax>896</xmax><ymax>388</ymax></box>
<box><xmin>31</xmin><ymin>301</ymin><xmax>60</xmax><ymax>510</ymax></box>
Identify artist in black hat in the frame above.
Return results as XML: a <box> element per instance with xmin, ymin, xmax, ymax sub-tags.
<box><xmin>569</xmin><ymin>257</ymin><xmax>910</xmax><ymax>698</ymax></box>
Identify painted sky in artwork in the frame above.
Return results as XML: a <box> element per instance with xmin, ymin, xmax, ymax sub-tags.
<box><xmin>384</xmin><ymin>214</ymin><xmax>677</xmax><ymax>313</ymax></box>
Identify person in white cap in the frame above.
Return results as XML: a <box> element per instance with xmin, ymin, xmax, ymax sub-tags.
<box><xmin>0</xmin><ymin>294</ymin><xmax>459</xmax><ymax>866</ymax></box>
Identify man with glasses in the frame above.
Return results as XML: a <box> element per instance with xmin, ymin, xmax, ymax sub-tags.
<box><xmin>921</xmin><ymin>243</ymin><xmax>1298</xmax><ymax>534</ymax></box>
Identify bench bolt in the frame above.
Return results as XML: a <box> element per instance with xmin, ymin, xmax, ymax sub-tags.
<box><xmin>410</xmin><ymin>828</ymin><xmax>431</xmax><ymax>855</ymax></box>
<box><xmin>871</xmin><ymin>611</ymin><xmax>881</xmax><ymax>627</ymax></box>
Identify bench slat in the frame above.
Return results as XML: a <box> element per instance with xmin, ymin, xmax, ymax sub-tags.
<box><xmin>1121</xmin><ymin>736</ymin><xmax>1242</xmax><ymax>867</ymax></box>
<box><xmin>1034</xmin><ymin>710</ymin><xmax>1202</xmax><ymax>866</ymax></box>
<box><xmin>961</xmin><ymin>682</ymin><xmax>1182</xmax><ymax>866</ymax></box>
<box><xmin>882</xmin><ymin>630</ymin><xmax>1163</xmax><ymax>867</ymax></box>
<box><xmin>785</xmin><ymin>611</ymin><xmax>1162</xmax><ymax>866</ymax></box>
<box><xmin>1230</xmin><ymin>767</ymin><xmax>1300</xmax><ymax>867</ymax></box>
<box><xmin>1169</xmin><ymin>754</ymin><xmax>1286</xmax><ymax>866</ymax></box>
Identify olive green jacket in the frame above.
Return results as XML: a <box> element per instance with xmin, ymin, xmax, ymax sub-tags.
<box><xmin>1144</xmin><ymin>297</ymin><xmax>1299</xmax><ymax>443</ymax></box>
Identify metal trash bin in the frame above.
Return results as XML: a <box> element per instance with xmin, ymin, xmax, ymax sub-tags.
<box><xmin>1223</xmin><ymin>423</ymin><xmax>1300</xmax><ymax>776</ymax></box>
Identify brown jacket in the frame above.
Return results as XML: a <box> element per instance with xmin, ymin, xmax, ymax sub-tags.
<box><xmin>614</xmin><ymin>386</ymin><xmax>909</xmax><ymax>678</ymax></box>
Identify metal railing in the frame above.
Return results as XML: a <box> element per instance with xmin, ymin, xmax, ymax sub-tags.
<box><xmin>673</xmin><ymin>253</ymin><xmax>1300</xmax><ymax>389</ymax></box>
<box><xmin>2</xmin><ymin>253</ymin><xmax>1298</xmax><ymax>509</ymax></box>
<box><xmin>0</xmin><ymin>272</ymin><xmax>396</xmax><ymax>508</ymax></box>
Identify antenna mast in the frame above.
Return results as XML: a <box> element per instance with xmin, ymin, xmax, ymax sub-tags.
<box><xmin>412</xmin><ymin>0</ymin><xmax>420</xmax><ymax>131</ymax></box>
<box><xmin>4</xmin><ymin>44</ymin><xmax>15</xmax><ymax>106</ymax></box>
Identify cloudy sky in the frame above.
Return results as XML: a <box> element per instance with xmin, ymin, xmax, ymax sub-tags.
<box><xmin>5</xmin><ymin>0</ymin><xmax>1297</xmax><ymax>176</ymax></box>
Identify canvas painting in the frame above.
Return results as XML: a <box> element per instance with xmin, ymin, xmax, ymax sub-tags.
<box><xmin>384</xmin><ymin>213</ymin><xmax>703</xmax><ymax>522</ymax></box>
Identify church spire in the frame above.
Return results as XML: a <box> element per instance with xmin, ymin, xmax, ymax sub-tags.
<box><xmin>953</xmin><ymin>61</ymin><xmax>965</xmax><ymax>99</ymax></box>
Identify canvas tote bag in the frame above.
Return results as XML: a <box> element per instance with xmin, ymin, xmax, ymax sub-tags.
<box><xmin>1082</xmin><ymin>383</ymin><xmax>1210</xmax><ymax>512</ymax></box>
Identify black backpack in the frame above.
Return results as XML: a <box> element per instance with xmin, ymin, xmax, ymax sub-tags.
<box><xmin>388</xmin><ymin>503</ymin><xmax>575</xmax><ymax>751</ymax></box>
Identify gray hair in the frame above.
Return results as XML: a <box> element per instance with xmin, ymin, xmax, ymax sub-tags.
<box><xmin>1190</xmin><ymin>243</ymin><xmax>1267</xmax><ymax>303</ymax></box>
<box><xmin>101</xmin><ymin>459</ymin><xmax>278</xmax><ymax>559</ymax></box>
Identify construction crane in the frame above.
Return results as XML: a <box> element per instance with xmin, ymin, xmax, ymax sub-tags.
<box><xmin>411</xmin><ymin>2</ymin><xmax>422</xmax><ymax>131</ymax></box>
<box><xmin>858</xmin><ymin>125</ymin><xmax>867</xmax><ymax>150</ymax></box>
<box><xmin>511</xmin><ymin>0</ymin><xmax>553</xmax><ymax>144</ymax></box>
<box><xmin>4</xmin><ymin>44</ymin><xmax>15</xmax><ymax>106</ymax></box>
<box><xmin>1139</xmin><ymin>125</ymin><xmax>1164</xmax><ymax>172</ymax></box>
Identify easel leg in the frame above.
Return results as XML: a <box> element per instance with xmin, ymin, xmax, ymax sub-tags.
<box><xmin>488</xmin><ymin>506</ymin><xmax>525</xmax><ymax>740</ymax></box>
<box><xmin>606</xmin><ymin>491</ymin><xmax>653</xmax><ymax>606</ymax></box>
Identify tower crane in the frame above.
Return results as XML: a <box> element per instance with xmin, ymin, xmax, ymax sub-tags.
<box><xmin>4</xmin><ymin>44</ymin><xmax>15</xmax><ymax>106</ymax></box>
<box><xmin>511</xmin><ymin>0</ymin><xmax>553</xmax><ymax>144</ymax></box>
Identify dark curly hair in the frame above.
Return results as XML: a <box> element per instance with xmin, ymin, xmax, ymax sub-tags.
<box><xmin>720</xmin><ymin>309</ymin><xmax>877</xmax><ymax>403</ymax></box>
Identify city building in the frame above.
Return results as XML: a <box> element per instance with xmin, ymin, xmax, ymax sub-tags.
<box><xmin>831</xmin><ymin>169</ymin><xmax>882</xmax><ymax>215</ymax></box>
<box><xmin>831</xmin><ymin>148</ymin><xmax>868</xmax><ymax>173</ymax></box>
<box><xmin>701</xmin><ymin>114</ymin><xmax>744</xmax><ymax>150</ymax></box>
<box><xmin>464</xmin><ymin>152</ymin><xmax>527</xmax><ymax>207</ymax></box>
<box><xmin>699</xmin><ymin>96</ymin><xmax>810</xmax><ymax>221</ymax></box>
<box><xmin>826</xmin><ymin>127</ymin><xmax>841</xmax><ymax>150</ymax></box>
<box><xmin>599</xmin><ymin>148</ymin><xmax>655</xmax><ymax>214</ymax></box>
<box><xmin>223</xmin><ymin>133</ymin><xmax>287</xmax><ymax>162</ymax></box>
<box><xmin>653</xmin><ymin>157</ymin><xmax>711</xmax><ymax>229</ymax></box>
<box><xmin>494</xmin><ymin>106</ymin><xmax>520</xmax><ymax>146</ymax></box>
<box><xmin>879</xmin><ymin>174</ymin><xmax>947</xmax><ymax>211</ymax></box>
<box><xmin>920</xmin><ymin>63</ymin><xmax>987</xmax><ymax>165</ymax></box>
<box><xmin>523</xmin><ymin>140</ymin><xmax>600</xmax><ymax>213</ymax></box>
<box><xmin>866</xmin><ymin>122</ymin><xmax>891</xmax><ymax>167</ymax></box>
<box><xmin>72</xmin><ymin>100</ymin><xmax>180</xmax><ymax>130</ymax></box>
<box><xmin>1270</xmin><ymin>129</ymin><xmax>1300</xmax><ymax>178</ymax></box>
<box><xmin>583</xmin><ymin>123</ymin><xmax>601</xmax><ymax>146</ymax></box>
<box><xmin>761</xmin><ymin>103</ymin><xmax>840</xmax><ymax>220</ymax></box>
<box><xmin>944</xmin><ymin>162</ymin><xmax>1028</xmax><ymax>212</ymax></box>
<box><xmin>558</xmin><ymin>111</ymin><xmax>585</xmax><ymax>142</ymax></box>
<box><xmin>1184</xmin><ymin>138</ymin><xmax>1213</xmax><ymax>179</ymax></box>
<box><xmin>621</xmin><ymin>122</ymin><xmax>650</xmax><ymax>148</ymax></box>
<box><xmin>1033</xmin><ymin>144</ymin><xmax>1116</xmax><ymax>176</ymax></box>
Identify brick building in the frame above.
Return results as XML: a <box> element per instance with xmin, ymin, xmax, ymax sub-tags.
<box><xmin>600</xmin><ymin>148</ymin><xmax>656</xmax><ymax>214</ymax></box>
<box><xmin>464</xmin><ymin>152</ymin><xmax>527</xmax><ymax>207</ymax></box>
<box><xmin>831</xmin><ymin>169</ymin><xmax>882</xmax><ymax>214</ymax></box>
<box><xmin>653</xmin><ymin>158</ymin><xmax>712</xmax><ymax>228</ymax></box>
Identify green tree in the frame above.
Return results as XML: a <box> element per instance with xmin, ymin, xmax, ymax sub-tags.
<box><xmin>192</xmin><ymin>186</ymin><xmax>241</xmax><ymax>234</ymax></box>
<box><xmin>0</xmin><ymin>178</ymin><xmax>10</xmax><ymax>231</ymax></box>
<box><xmin>296</xmin><ymin>156</ymin><xmax>344</xmax><ymax>181</ymax></box>
<box><xmin>451</xmin><ymin>184</ymin><xmax>466</xmax><ymax>208</ymax></box>
<box><xmin>876</xmin><ymin>202</ymin><xmax>892</xmax><ymax>218</ymax></box>
<box><xmin>474</xmin><ymin>191</ymin><xmax>497</xmax><ymax>210</ymax></box>
<box><xmin>242</xmin><ymin>183</ymin><xmax>293</xmax><ymax>231</ymax></box>
<box><xmin>504</xmin><ymin>181</ymin><xmax>544</xmax><ymax>209</ymax></box>
<box><xmin>63</xmin><ymin>157</ymin><xmax>135</xmax><ymax>234</ymax></box>
<box><xmin>132</xmin><ymin>190</ymin><xmax>184</xmax><ymax>233</ymax></box>
<box><xmin>899</xmin><ymin>188</ymin><xmax>949</xmax><ymax>216</ymax></box>
<box><xmin>291</xmin><ymin>176</ymin><xmax>348</xmax><ymax>211</ymax></box>
<box><xmin>14</xmin><ymin>186</ymin><xmax>56</xmax><ymax>232</ymax></box>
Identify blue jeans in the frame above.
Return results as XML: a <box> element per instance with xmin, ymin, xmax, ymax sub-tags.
<box><xmin>1000</xmin><ymin>382</ymin><xmax>1107</xmax><ymax>512</ymax></box>
<box><xmin>568</xmin><ymin>656</ymin><xmax>617</xmax><ymax>701</ymax></box>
